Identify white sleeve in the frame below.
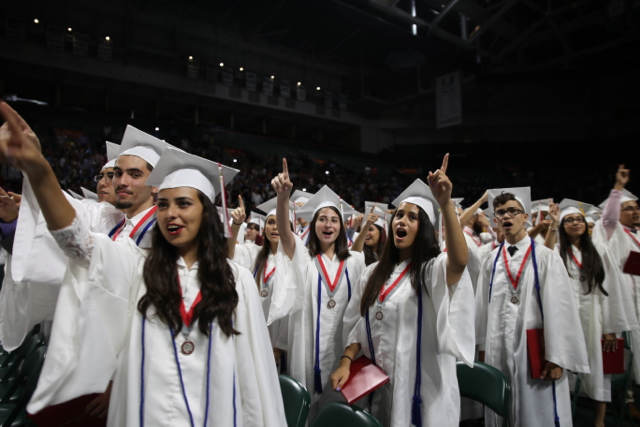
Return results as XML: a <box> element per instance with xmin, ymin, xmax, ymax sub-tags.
<box><xmin>426</xmin><ymin>254</ymin><xmax>476</xmax><ymax>366</ymax></box>
<box><xmin>234</xmin><ymin>266</ymin><xmax>287</xmax><ymax>426</ymax></box>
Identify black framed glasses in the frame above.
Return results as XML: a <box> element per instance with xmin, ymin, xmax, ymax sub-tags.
<box><xmin>495</xmin><ymin>208</ymin><xmax>525</xmax><ymax>219</ymax></box>
<box><xmin>94</xmin><ymin>172</ymin><xmax>114</xmax><ymax>183</ymax></box>
<box><xmin>622</xmin><ymin>206</ymin><xmax>640</xmax><ymax>212</ymax></box>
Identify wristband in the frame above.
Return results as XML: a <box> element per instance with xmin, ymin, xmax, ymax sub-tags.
<box><xmin>233</xmin><ymin>221</ymin><xmax>244</xmax><ymax>226</ymax></box>
<box><xmin>340</xmin><ymin>355</ymin><xmax>353</xmax><ymax>363</ymax></box>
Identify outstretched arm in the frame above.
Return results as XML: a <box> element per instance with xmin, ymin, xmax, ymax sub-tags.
<box><xmin>429</xmin><ymin>154</ymin><xmax>468</xmax><ymax>286</ymax></box>
<box><xmin>458</xmin><ymin>191</ymin><xmax>488</xmax><ymax>230</ymax></box>
<box><xmin>602</xmin><ymin>164</ymin><xmax>627</xmax><ymax>240</ymax></box>
<box><xmin>351</xmin><ymin>210</ymin><xmax>378</xmax><ymax>253</ymax></box>
<box><xmin>543</xmin><ymin>202</ymin><xmax>559</xmax><ymax>249</ymax></box>
<box><xmin>0</xmin><ymin>102</ymin><xmax>75</xmax><ymax>231</ymax></box>
<box><xmin>271</xmin><ymin>158</ymin><xmax>295</xmax><ymax>260</ymax></box>
<box><xmin>228</xmin><ymin>195</ymin><xmax>246</xmax><ymax>260</ymax></box>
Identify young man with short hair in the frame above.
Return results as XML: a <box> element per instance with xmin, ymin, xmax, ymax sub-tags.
<box><xmin>476</xmin><ymin>187</ymin><xmax>589</xmax><ymax>427</ymax></box>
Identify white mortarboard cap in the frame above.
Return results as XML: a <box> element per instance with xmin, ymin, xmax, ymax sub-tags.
<box><xmin>257</xmin><ymin>197</ymin><xmax>296</xmax><ymax>224</ymax></box>
<box><xmin>295</xmin><ymin>185</ymin><xmax>357</xmax><ymax>223</ymax></box>
<box><xmin>118</xmin><ymin>125</ymin><xmax>172</xmax><ymax>167</ymax></box>
<box><xmin>558</xmin><ymin>199</ymin><xmax>594</xmax><ymax>224</ymax></box>
<box><xmin>599</xmin><ymin>189</ymin><xmax>638</xmax><ymax>209</ymax></box>
<box><xmin>531</xmin><ymin>199</ymin><xmax>551</xmax><ymax>214</ymax></box>
<box><xmin>102</xmin><ymin>141</ymin><xmax>120</xmax><ymax>169</ymax></box>
<box><xmin>68</xmin><ymin>189</ymin><xmax>83</xmax><ymax>200</ymax></box>
<box><xmin>81</xmin><ymin>187</ymin><xmax>98</xmax><ymax>202</ymax></box>
<box><xmin>487</xmin><ymin>187</ymin><xmax>531</xmax><ymax>220</ymax></box>
<box><xmin>391</xmin><ymin>179</ymin><xmax>438</xmax><ymax>225</ymax></box>
<box><xmin>146</xmin><ymin>149</ymin><xmax>238</xmax><ymax>203</ymax></box>
<box><xmin>452</xmin><ymin>198</ymin><xmax>464</xmax><ymax>209</ymax></box>
<box><xmin>291</xmin><ymin>190</ymin><xmax>315</xmax><ymax>205</ymax></box>
<box><xmin>364</xmin><ymin>201</ymin><xmax>389</xmax><ymax>217</ymax></box>
<box><xmin>248</xmin><ymin>212</ymin><xmax>266</xmax><ymax>231</ymax></box>
<box><xmin>586</xmin><ymin>206</ymin><xmax>603</xmax><ymax>221</ymax></box>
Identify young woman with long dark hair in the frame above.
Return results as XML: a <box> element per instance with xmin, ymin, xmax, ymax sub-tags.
<box><xmin>545</xmin><ymin>199</ymin><xmax>637</xmax><ymax>427</ymax></box>
<box><xmin>0</xmin><ymin>102</ymin><xmax>285</xmax><ymax>426</ymax></box>
<box><xmin>271</xmin><ymin>159</ymin><xmax>366</xmax><ymax>418</ymax></box>
<box><xmin>331</xmin><ymin>155</ymin><xmax>476</xmax><ymax>426</ymax></box>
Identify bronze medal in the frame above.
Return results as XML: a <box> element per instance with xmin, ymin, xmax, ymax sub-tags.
<box><xmin>327</xmin><ymin>298</ymin><xmax>336</xmax><ymax>309</ymax></box>
<box><xmin>181</xmin><ymin>340</ymin><xmax>195</xmax><ymax>355</ymax></box>
<box><xmin>375</xmin><ymin>310</ymin><xmax>384</xmax><ymax>321</ymax></box>
<box><xmin>261</xmin><ymin>289</ymin><xmax>269</xmax><ymax>297</ymax></box>
<box><xmin>511</xmin><ymin>296</ymin><xmax>519</xmax><ymax>304</ymax></box>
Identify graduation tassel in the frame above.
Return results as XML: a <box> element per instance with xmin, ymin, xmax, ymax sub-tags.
<box><xmin>218</xmin><ymin>162</ymin><xmax>233</xmax><ymax>238</ymax></box>
<box><xmin>314</xmin><ymin>366</ymin><xmax>323</xmax><ymax>394</ymax></box>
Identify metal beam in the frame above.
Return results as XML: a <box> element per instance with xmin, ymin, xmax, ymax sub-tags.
<box><xmin>322</xmin><ymin>28</ymin><xmax>362</xmax><ymax>59</ymax></box>
<box><xmin>467</xmin><ymin>0</ymin><xmax>520</xmax><ymax>43</ymax></box>
<box><xmin>247</xmin><ymin>0</ymin><xmax>288</xmax><ymax>40</ymax></box>
<box><xmin>431</xmin><ymin>0</ymin><xmax>460</xmax><ymax>28</ymax></box>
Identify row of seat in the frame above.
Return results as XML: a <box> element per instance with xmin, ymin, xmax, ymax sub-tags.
<box><xmin>279</xmin><ymin>361</ymin><xmax>511</xmax><ymax>427</ymax></box>
<box><xmin>0</xmin><ymin>328</ymin><xmax>47</xmax><ymax>427</ymax></box>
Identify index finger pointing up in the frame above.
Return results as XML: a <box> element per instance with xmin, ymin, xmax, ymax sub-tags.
<box><xmin>282</xmin><ymin>158</ymin><xmax>288</xmax><ymax>175</ymax></box>
<box><xmin>238</xmin><ymin>195</ymin><xmax>245</xmax><ymax>209</ymax></box>
<box><xmin>440</xmin><ymin>153</ymin><xmax>449</xmax><ymax>174</ymax></box>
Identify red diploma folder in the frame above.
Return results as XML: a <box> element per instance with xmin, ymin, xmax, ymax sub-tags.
<box><xmin>340</xmin><ymin>356</ymin><xmax>390</xmax><ymax>405</ymax></box>
<box><xmin>602</xmin><ymin>338</ymin><xmax>625</xmax><ymax>375</ymax></box>
<box><xmin>623</xmin><ymin>251</ymin><xmax>640</xmax><ymax>276</ymax></box>
<box><xmin>527</xmin><ymin>328</ymin><xmax>545</xmax><ymax>379</ymax></box>
<box><xmin>28</xmin><ymin>394</ymin><xmax>107</xmax><ymax>427</ymax></box>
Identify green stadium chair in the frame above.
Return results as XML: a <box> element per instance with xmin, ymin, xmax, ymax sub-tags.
<box><xmin>310</xmin><ymin>402</ymin><xmax>383</xmax><ymax>427</ymax></box>
<box><xmin>279</xmin><ymin>374</ymin><xmax>310</xmax><ymax>427</ymax></box>
<box><xmin>0</xmin><ymin>346</ymin><xmax>47</xmax><ymax>427</ymax></box>
<box><xmin>457</xmin><ymin>361</ymin><xmax>510</xmax><ymax>427</ymax></box>
<box><xmin>1</xmin><ymin>334</ymin><xmax>44</xmax><ymax>384</ymax></box>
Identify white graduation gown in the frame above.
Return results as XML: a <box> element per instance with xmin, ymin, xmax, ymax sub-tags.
<box><xmin>475</xmin><ymin>237</ymin><xmax>590</xmax><ymax>427</ymax></box>
<box><xmin>282</xmin><ymin>237</ymin><xmax>365</xmax><ymax>413</ymax></box>
<box><xmin>559</xmin><ymin>243</ymin><xmax>638</xmax><ymax>402</ymax></box>
<box><xmin>592</xmin><ymin>219</ymin><xmax>640</xmax><ymax>383</ymax></box>
<box><xmin>26</xmin><ymin>219</ymin><xmax>285</xmax><ymax>426</ymax></box>
<box><xmin>342</xmin><ymin>256</ymin><xmax>475</xmax><ymax>427</ymax></box>
<box><xmin>0</xmin><ymin>177</ymin><xmax>123</xmax><ymax>351</ymax></box>
<box><xmin>253</xmin><ymin>251</ymin><xmax>290</xmax><ymax>348</ymax></box>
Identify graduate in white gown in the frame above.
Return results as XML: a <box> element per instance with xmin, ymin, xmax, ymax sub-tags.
<box><xmin>544</xmin><ymin>199</ymin><xmax>638</xmax><ymax>427</ymax></box>
<box><xmin>270</xmin><ymin>159</ymin><xmax>366</xmax><ymax>418</ymax></box>
<box><xmin>0</xmin><ymin>102</ymin><xmax>286</xmax><ymax>426</ymax></box>
<box><xmin>331</xmin><ymin>156</ymin><xmax>475</xmax><ymax>427</ymax></box>
<box><xmin>476</xmin><ymin>187</ymin><xmax>590</xmax><ymax>427</ymax></box>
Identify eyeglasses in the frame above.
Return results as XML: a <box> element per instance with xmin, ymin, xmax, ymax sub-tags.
<box><xmin>94</xmin><ymin>172</ymin><xmax>114</xmax><ymax>183</ymax></box>
<box><xmin>495</xmin><ymin>208</ymin><xmax>525</xmax><ymax>219</ymax></box>
<box><xmin>563</xmin><ymin>217</ymin><xmax>585</xmax><ymax>224</ymax></box>
<box><xmin>622</xmin><ymin>206</ymin><xmax>640</xmax><ymax>212</ymax></box>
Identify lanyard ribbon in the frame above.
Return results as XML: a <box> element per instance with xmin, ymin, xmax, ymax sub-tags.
<box><xmin>178</xmin><ymin>275</ymin><xmax>203</xmax><ymax>329</ymax></box>
<box><xmin>314</xmin><ymin>255</ymin><xmax>347</xmax><ymax>297</ymax></box>
<box><xmin>464</xmin><ymin>229</ymin><xmax>482</xmax><ymax>247</ymax></box>
<box><xmin>365</xmin><ymin>280</ymin><xmax>423</xmax><ymax>426</ymax></box>
<box><xmin>488</xmin><ymin>239</ymin><xmax>559</xmax><ymax>427</ymax></box>
<box><xmin>109</xmin><ymin>205</ymin><xmax>158</xmax><ymax>246</ymax></box>
<box><xmin>140</xmin><ymin>317</ymin><xmax>217</xmax><ymax>427</ymax></box>
<box><xmin>502</xmin><ymin>245</ymin><xmax>532</xmax><ymax>291</ymax></box>
<box><xmin>625</xmin><ymin>229</ymin><xmax>640</xmax><ymax>248</ymax></box>
<box><xmin>263</xmin><ymin>262</ymin><xmax>276</xmax><ymax>287</ymax></box>
<box><xmin>567</xmin><ymin>247</ymin><xmax>582</xmax><ymax>270</ymax></box>
<box><xmin>313</xmin><ymin>259</ymin><xmax>351</xmax><ymax>394</ymax></box>
<box><xmin>378</xmin><ymin>263</ymin><xmax>412</xmax><ymax>304</ymax></box>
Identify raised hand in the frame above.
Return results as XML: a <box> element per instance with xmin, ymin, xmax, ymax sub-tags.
<box><xmin>0</xmin><ymin>187</ymin><xmax>19</xmax><ymax>222</ymax></box>
<box><xmin>0</xmin><ymin>102</ymin><xmax>44</xmax><ymax>173</ymax></box>
<box><xmin>615</xmin><ymin>164</ymin><xmax>629</xmax><ymax>191</ymax></box>
<box><xmin>427</xmin><ymin>153</ymin><xmax>453</xmax><ymax>206</ymax></box>
<box><xmin>271</xmin><ymin>158</ymin><xmax>293</xmax><ymax>196</ymax></box>
<box><xmin>231</xmin><ymin>195</ymin><xmax>246</xmax><ymax>225</ymax></box>
<box><xmin>547</xmin><ymin>202</ymin><xmax>560</xmax><ymax>224</ymax></box>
